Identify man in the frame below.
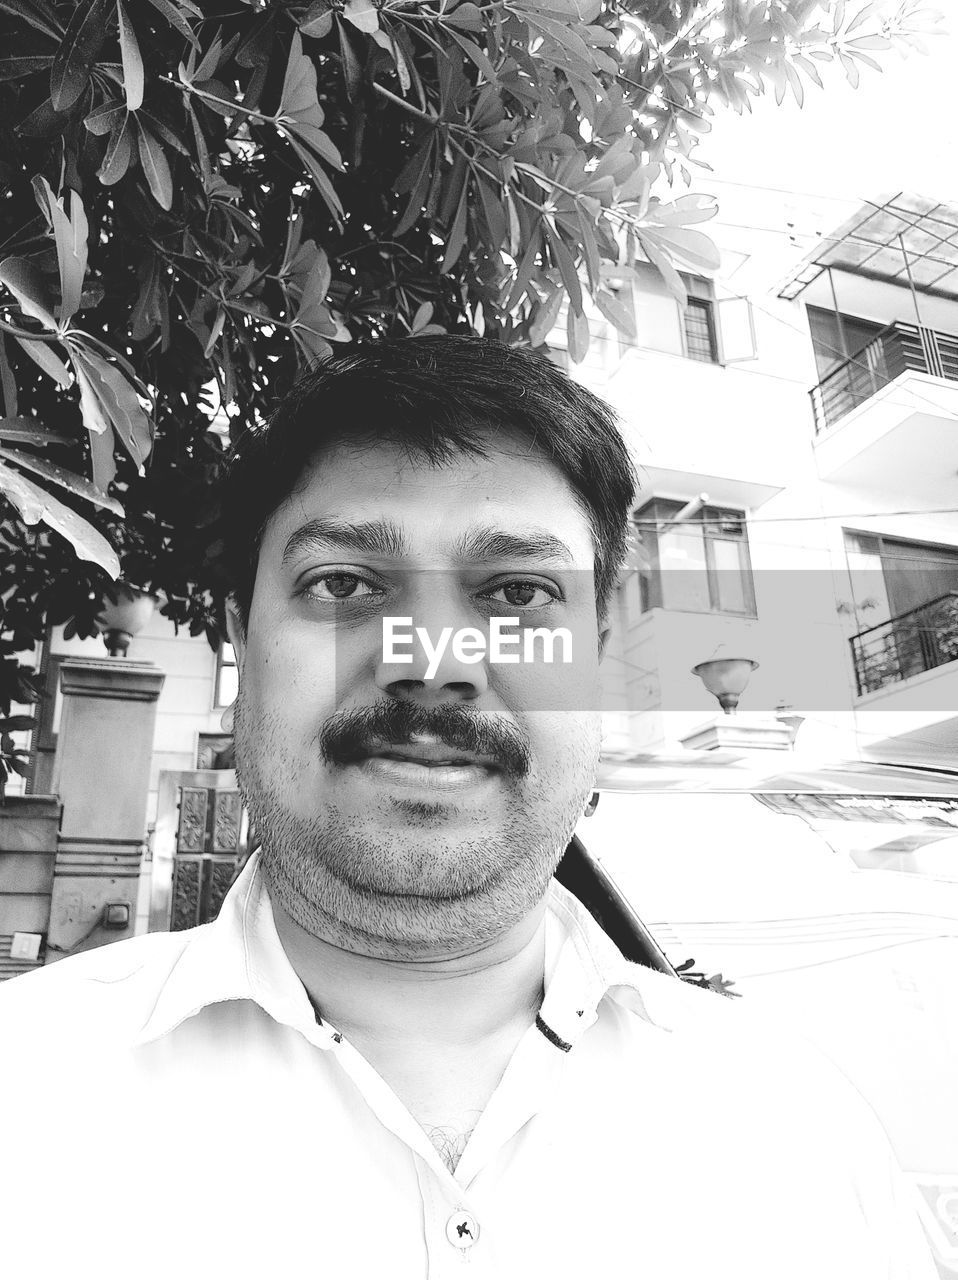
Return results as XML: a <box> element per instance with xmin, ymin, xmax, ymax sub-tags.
<box><xmin>0</xmin><ymin>337</ymin><xmax>936</xmax><ymax>1278</ymax></box>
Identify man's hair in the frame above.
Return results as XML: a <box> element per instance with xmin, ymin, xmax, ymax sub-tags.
<box><xmin>221</xmin><ymin>335</ymin><xmax>637</xmax><ymax>627</ymax></box>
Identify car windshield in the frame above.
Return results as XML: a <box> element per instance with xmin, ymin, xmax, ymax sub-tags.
<box><xmin>579</xmin><ymin>788</ymin><xmax>958</xmax><ymax>1277</ymax></box>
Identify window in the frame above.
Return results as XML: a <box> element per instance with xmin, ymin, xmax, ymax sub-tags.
<box><xmin>214</xmin><ymin>643</ymin><xmax>238</xmax><ymax>708</ymax></box>
<box><xmin>844</xmin><ymin>530</ymin><xmax>958</xmax><ymax>621</ymax></box>
<box><xmin>680</xmin><ymin>275</ymin><xmax>720</xmax><ymax>364</ymax></box>
<box><xmin>807</xmin><ymin>307</ymin><xmax>884</xmax><ymax>381</ymax></box>
<box><xmin>683</xmin><ymin>297</ymin><xmax>719</xmax><ymax>363</ymax></box>
<box><xmin>634</xmin><ymin>499</ymin><xmax>756</xmax><ymax>616</ymax></box>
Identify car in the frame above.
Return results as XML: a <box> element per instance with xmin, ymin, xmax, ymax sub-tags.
<box><xmin>567</xmin><ymin>747</ymin><xmax>958</xmax><ymax>1279</ymax></box>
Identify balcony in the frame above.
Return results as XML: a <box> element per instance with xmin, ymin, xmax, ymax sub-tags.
<box><xmin>851</xmin><ymin>592</ymin><xmax>958</xmax><ymax>696</ymax></box>
<box><xmin>810</xmin><ymin>321</ymin><xmax>958</xmax><ymax>436</ymax></box>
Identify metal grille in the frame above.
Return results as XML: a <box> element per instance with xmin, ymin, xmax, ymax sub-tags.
<box><xmin>683</xmin><ymin>298</ymin><xmax>718</xmax><ymax>363</ymax></box>
<box><xmin>851</xmin><ymin>592</ymin><xmax>958</xmax><ymax>695</ymax></box>
<box><xmin>810</xmin><ymin>320</ymin><xmax>958</xmax><ymax>433</ymax></box>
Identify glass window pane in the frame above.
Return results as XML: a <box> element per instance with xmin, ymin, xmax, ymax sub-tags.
<box><xmin>711</xmin><ymin>538</ymin><xmax>749</xmax><ymax>613</ymax></box>
<box><xmin>659</xmin><ymin>526</ymin><xmax>711</xmax><ymax>612</ymax></box>
<box><xmin>216</xmin><ymin>665</ymin><xmax>239</xmax><ymax>708</ymax></box>
<box><xmin>683</xmin><ymin>299</ymin><xmax>718</xmax><ymax>363</ymax></box>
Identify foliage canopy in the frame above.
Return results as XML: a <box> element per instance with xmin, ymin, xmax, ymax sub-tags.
<box><xmin>0</xmin><ymin>0</ymin><xmax>939</xmax><ymax>786</ymax></box>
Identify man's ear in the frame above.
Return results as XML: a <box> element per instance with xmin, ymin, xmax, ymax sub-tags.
<box><xmin>225</xmin><ymin>596</ymin><xmax>247</xmax><ymax>669</ymax></box>
<box><xmin>598</xmin><ymin>624</ymin><xmax>610</xmax><ymax>661</ymax></box>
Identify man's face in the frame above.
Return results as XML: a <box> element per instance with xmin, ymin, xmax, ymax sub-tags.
<box><xmin>228</xmin><ymin>431</ymin><xmax>607</xmax><ymax>956</ymax></box>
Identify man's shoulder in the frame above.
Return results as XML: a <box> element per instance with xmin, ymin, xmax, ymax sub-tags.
<box><xmin>0</xmin><ymin>927</ymin><xmax>207</xmax><ymax>1045</ymax></box>
<box><xmin>614</xmin><ymin>963</ymin><xmax>883</xmax><ymax>1129</ymax></box>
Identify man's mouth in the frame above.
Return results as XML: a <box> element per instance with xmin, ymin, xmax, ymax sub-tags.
<box><xmin>357</xmin><ymin>736</ymin><xmax>501</xmax><ymax>771</ymax></box>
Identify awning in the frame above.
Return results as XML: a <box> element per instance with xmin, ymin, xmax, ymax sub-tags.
<box><xmin>778</xmin><ymin>191</ymin><xmax>958</xmax><ymax>302</ymax></box>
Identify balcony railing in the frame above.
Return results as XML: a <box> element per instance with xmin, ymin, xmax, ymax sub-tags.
<box><xmin>850</xmin><ymin>592</ymin><xmax>958</xmax><ymax>696</ymax></box>
<box><xmin>810</xmin><ymin>320</ymin><xmax>958</xmax><ymax>435</ymax></box>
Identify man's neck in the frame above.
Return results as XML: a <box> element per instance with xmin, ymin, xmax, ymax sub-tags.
<box><xmin>269</xmin><ymin>891</ymin><xmax>549</xmax><ymax>1053</ymax></box>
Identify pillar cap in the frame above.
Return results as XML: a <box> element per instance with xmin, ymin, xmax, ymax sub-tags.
<box><xmin>58</xmin><ymin>656</ymin><xmax>165</xmax><ymax>702</ymax></box>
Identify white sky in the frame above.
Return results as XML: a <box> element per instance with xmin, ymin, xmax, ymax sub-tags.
<box><xmin>681</xmin><ymin>15</ymin><xmax>956</xmax><ymax>283</ymax></box>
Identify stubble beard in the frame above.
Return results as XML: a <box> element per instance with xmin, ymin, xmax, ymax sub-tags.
<box><xmin>232</xmin><ymin>692</ymin><xmax>598</xmax><ymax>958</ymax></box>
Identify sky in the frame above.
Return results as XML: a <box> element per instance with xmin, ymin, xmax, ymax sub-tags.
<box><xmin>682</xmin><ymin>13</ymin><xmax>956</xmax><ymax>283</ymax></box>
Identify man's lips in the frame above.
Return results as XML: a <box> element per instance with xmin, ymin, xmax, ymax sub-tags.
<box><xmin>354</xmin><ymin>736</ymin><xmax>501</xmax><ymax>770</ymax></box>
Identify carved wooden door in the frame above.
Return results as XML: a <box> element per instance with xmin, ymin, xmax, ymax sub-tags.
<box><xmin>149</xmin><ymin>771</ymin><xmax>248</xmax><ymax>933</ymax></box>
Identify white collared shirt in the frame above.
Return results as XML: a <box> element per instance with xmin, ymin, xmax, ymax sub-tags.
<box><xmin>0</xmin><ymin>852</ymin><xmax>937</xmax><ymax>1280</ymax></box>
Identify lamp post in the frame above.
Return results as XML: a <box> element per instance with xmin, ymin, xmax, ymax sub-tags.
<box><xmin>94</xmin><ymin>585</ymin><xmax>156</xmax><ymax>658</ymax></box>
<box><xmin>691</xmin><ymin>646</ymin><xmax>759</xmax><ymax>715</ymax></box>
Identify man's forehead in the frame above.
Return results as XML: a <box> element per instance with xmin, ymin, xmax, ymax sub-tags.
<box><xmin>262</xmin><ymin>436</ymin><xmax>597</xmax><ymax>561</ymax></box>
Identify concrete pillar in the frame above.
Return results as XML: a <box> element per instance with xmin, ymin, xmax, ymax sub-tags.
<box><xmin>47</xmin><ymin>658</ymin><xmax>165</xmax><ymax>960</ymax></box>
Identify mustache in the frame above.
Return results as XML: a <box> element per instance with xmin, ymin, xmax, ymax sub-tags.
<box><xmin>319</xmin><ymin>701</ymin><xmax>533</xmax><ymax>778</ymax></box>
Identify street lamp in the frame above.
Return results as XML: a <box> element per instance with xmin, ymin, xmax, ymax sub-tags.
<box><xmin>691</xmin><ymin>645</ymin><xmax>759</xmax><ymax>715</ymax></box>
<box><xmin>95</xmin><ymin>585</ymin><xmax>156</xmax><ymax>658</ymax></box>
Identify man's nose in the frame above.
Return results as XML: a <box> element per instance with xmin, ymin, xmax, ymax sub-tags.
<box><xmin>374</xmin><ymin>595</ymin><xmax>490</xmax><ymax>702</ymax></box>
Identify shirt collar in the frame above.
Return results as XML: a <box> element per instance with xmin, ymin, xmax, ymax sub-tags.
<box><xmin>135</xmin><ymin>850</ymin><xmax>668</xmax><ymax>1049</ymax></box>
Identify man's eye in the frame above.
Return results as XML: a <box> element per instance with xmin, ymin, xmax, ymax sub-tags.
<box><xmin>302</xmin><ymin>573</ymin><xmax>381</xmax><ymax>601</ymax></box>
<box><xmin>486</xmin><ymin>581</ymin><xmax>558</xmax><ymax>608</ymax></box>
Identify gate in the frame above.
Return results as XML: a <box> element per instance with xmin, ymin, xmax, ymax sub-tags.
<box><xmin>149</xmin><ymin>771</ymin><xmax>249</xmax><ymax>933</ymax></box>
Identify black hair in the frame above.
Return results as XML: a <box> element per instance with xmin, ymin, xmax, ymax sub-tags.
<box><xmin>221</xmin><ymin>334</ymin><xmax>637</xmax><ymax>628</ymax></box>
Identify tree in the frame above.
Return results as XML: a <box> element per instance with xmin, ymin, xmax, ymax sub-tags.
<box><xmin>0</xmin><ymin>0</ymin><xmax>939</xmax><ymax>788</ymax></box>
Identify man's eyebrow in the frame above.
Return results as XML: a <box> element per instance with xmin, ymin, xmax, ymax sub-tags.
<box><xmin>281</xmin><ymin>518</ymin><xmax>576</xmax><ymax>566</ymax></box>
<box><xmin>282</xmin><ymin>518</ymin><xmax>408</xmax><ymax>563</ymax></box>
<box><xmin>453</xmin><ymin>526</ymin><xmax>576</xmax><ymax>565</ymax></box>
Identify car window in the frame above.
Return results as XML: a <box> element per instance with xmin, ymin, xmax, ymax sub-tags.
<box><xmin>578</xmin><ymin>790</ymin><xmax>958</xmax><ymax>1277</ymax></box>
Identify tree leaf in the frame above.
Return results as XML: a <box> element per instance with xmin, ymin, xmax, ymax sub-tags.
<box><xmin>644</xmin><ymin>224</ymin><xmax>721</xmax><ymax>272</ymax></box>
<box><xmin>286</xmin><ymin>135</ymin><xmax>344</xmax><ymax>224</ymax></box>
<box><xmin>0</xmin><ymin>255</ymin><xmax>58</xmax><ymax>329</ymax></box>
<box><xmin>301</xmin><ymin>6</ymin><xmax>334</xmax><ymax>39</ymax></box>
<box><xmin>0</xmin><ymin>446</ymin><xmax>124</xmax><ymax>514</ymax></box>
<box><xmin>136</xmin><ymin>121</ymin><xmax>173</xmax><ymax>209</ymax></box>
<box><xmin>440</xmin><ymin>179</ymin><xmax>469</xmax><ymax>273</ymax></box>
<box><xmin>595</xmin><ymin>289</ymin><xmax>635</xmax><ymax>338</ymax></box>
<box><xmin>0</xmin><ymin>0</ymin><xmax>63</xmax><ymax>42</ymax></box>
<box><xmin>528</xmin><ymin>286</ymin><xmax>563</xmax><ymax>346</ymax></box>
<box><xmin>445</xmin><ymin>3</ymin><xmax>483</xmax><ymax>31</ymax></box>
<box><xmin>70</xmin><ymin>347</ymin><xmax>153</xmax><ymax>467</ymax></box>
<box><xmin>0</xmin><ymin>337</ymin><xmax>18</xmax><ymax>416</ymax></box>
<box><xmin>0</xmin><ymin>54</ymin><xmax>54</xmax><ymax>82</ymax></box>
<box><xmin>117</xmin><ymin>0</ymin><xmax>144</xmax><ymax>111</ymax></box>
<box><xmin>566</xmin><ymin>303</ymin><xmax>589</xmax><ymax>363</ymax></box>
<box><xmin>84</xmin><ymin>98</ymin><xmax>126</xmax><ymax>135</ymax></box>
<box><xmin>446</xmin><ymin>28</ymin><xmax>498</xmax><ymax>82</ymax></box>
<box><xmin>13</xmin><ymin>335</ymin><xmax>71</xmax><ymax>387</ymax></box>
<box><xmin>50</xmin><ymin>0</ymin><xmax>114</xmax><ymax>112</ymax></box>
<box><xmin>142</xmin><ymin>0</ymin><xmax>199</xmax><ymax>48</ymax></box>
<box><xmin>544</xmin><ymin>222</ymin><xmax>582</xmax><ymax>313</ymax></box>
<box><xmin>638</xmin><ymin>233</ymin><xmax>687</xmax><ymax>303</ymax></box>
<box><xmin>343</xmin><ymin>0</ymin><xmax>379</xmax><ymax>35</ymax></box>
<box><xmin>0</xmin><ymin>460</ymin><xmax>120</xmax><ymax>577</ymax></box>
<box><xmin>33</xmin><ymin>178</ymin><xmax>88</xmax><ymax>325</ymax></box>
<box><xmin>337</xmin><ymin>19</ymin><xmax>362</xmax><ymax>100</ymax></box>
<box><xmin>98</xmin><ymin>115</ymin><xmax>134</xmax><ymax>184</ymax></box>
<box><xmin>0</xmin><ymin>416</ymin><xmax>69</xmax><ymax>446</ymax></box>
<box><xmin>88</xmin><ymin>419</ymin><xmax>116</xmax><ymax>492</ymax></box>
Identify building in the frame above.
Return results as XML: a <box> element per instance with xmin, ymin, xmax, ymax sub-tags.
<box><xmin>559</xmin><ymin>191</ymin><xmax>958</xmax><ymax>769</ymax></box>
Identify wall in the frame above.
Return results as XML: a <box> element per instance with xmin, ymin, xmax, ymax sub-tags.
<box><xmin>47</xmin><ymin>612</ymin><xmax>228</xmax><ymax>829</ymax></box>
<box><xmin>0</xmin><ymin>797</ymin><xmax>60</xmax><ymax>980</ymax></box>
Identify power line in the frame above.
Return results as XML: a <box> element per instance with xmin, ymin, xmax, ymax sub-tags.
<box><xmin>697</xmin><ymin>175</ymin><xmax>860</xmax><ymax>204</ymax></box>
<box><xmin>628</xmin><ymin>508</ymin><xmax>958</xmax><ymax>526</ymax></box>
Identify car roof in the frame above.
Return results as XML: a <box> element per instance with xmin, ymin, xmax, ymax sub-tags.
<box><xmin>596</xmin><ymin>749</ymin><xmax>958</xmax><ymax>796</ymax></box>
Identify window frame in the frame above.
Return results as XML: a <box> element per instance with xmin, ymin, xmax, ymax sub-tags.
<box><xmin>680</xmin><ymin>275</ymin><xmax>721</xmax><ymax>365</ymax></box>
<box><xmin>213</xmin><ymin>642</ymin><xmax>238</xmax><ymax>709</ymax></box>
<box><xmin>633</xmin><ymin>498</ymin><xmax>757</xmax><ymax>618</ymax></box>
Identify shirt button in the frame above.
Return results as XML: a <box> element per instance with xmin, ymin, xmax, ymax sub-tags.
<box><xmin>445</xmin><ymin>1209</ymin><xmax>480</xmax><ymax>1250</ymax></box>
